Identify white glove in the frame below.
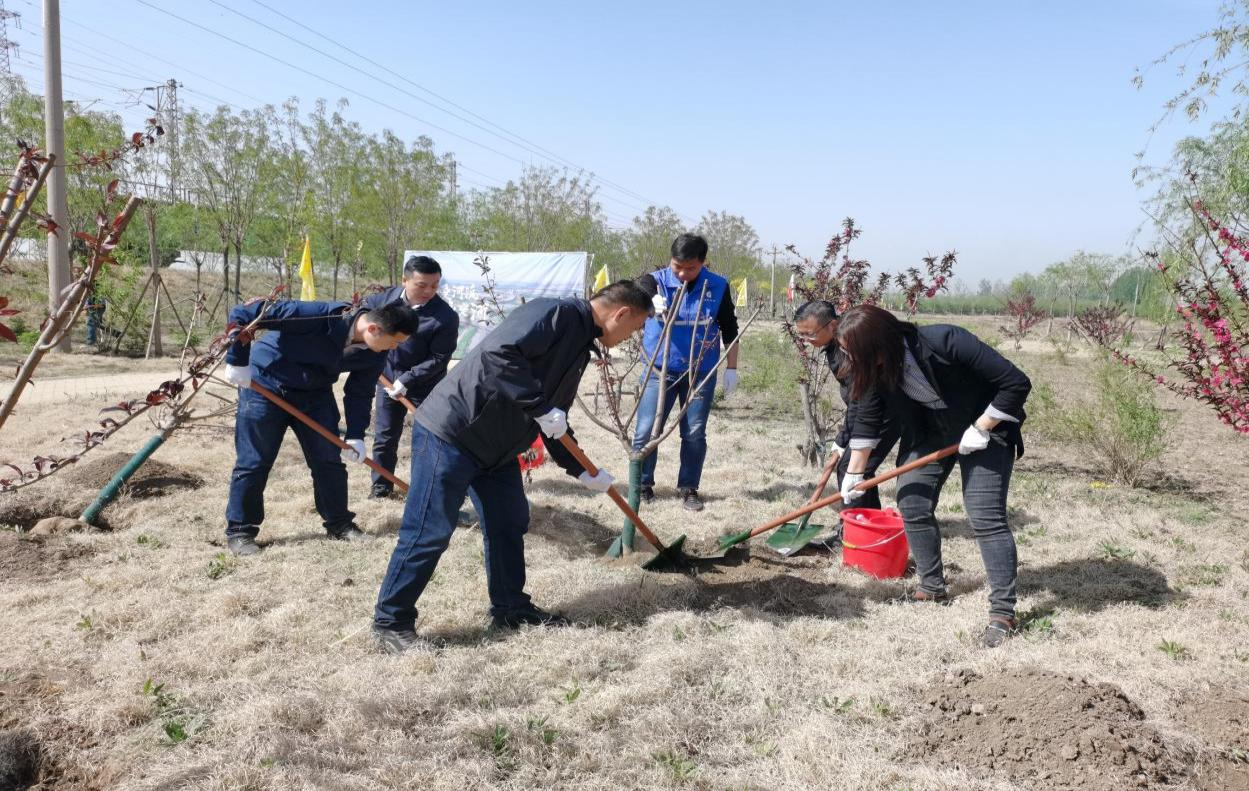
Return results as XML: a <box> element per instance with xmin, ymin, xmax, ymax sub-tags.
<box><xmin>384</xmin><ymin>379</ymin><xmax>407</xmax><ymax>400</ymax></box>
<box><xmin>722</xmin><ymin>369</ymin><xmax>739</xmax><ymax>397</ymax></box>
<box><xmin>826</xmin><ymin>443</ymin><xmax>845</xmax><ymax>468</ymax></box>
<box><xmin>841</xmin><ymin>471</ymin><xmax>866</xmax><ymax>504</ymax></box>
<box><xmin>578</xmin><ymin>469</ymin><xmax>614</xmax><ymax>493</ymax></box>
<box><xmin>652</xmin><ymin>293</ymin><xmax>668</xmax><ymax>316</ymax></box>
<box><xmin>959</xmin><ymin>424</ymin><xmax>991</xmax><ymax>455</ymax></box>
<box><xmin>534</xmin><ymin>408</ymin><xmax>568</xmax><ymax>439</ymax></box>
<box><xmin>223</xmin><ymin>363</ymin><xmax>251</xmax><ymax>388</ymax></box>
<box><xmin>341</xmin><ymin>438</ymin><xmax>367</xmax><ymax>464</ymax></box>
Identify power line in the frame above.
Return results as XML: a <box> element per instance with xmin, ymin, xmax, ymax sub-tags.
<box><xmin>216</xmin><ymin>0</ymin><xmax>659</xmax><ymax>218</ymax></box>
<box><xmin>248</xmin><ymin>0</ymin><xmax>677</xmax><ymax>218</ymax></box>
<box><xmin>141</xmin><ymin>0</ymin><xmax>661</xmax><ymax>223</ymax></box>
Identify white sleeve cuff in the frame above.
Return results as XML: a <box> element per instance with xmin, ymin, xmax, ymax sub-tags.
<box><xmin>848</xmin><ymin>438</ymin><xmax>881</xmax><ymax>450</ymax></box>
<box><xmin>984</xmin><ymin>405</ymin><xmax>1019</xmax><ymax>423</ymax></box>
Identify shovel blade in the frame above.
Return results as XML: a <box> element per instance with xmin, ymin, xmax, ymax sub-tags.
<box><xmin>641</xmin><ymin>534</ymin><xmax>688</xmax><ymax>571</ymax></box>
<box><xmin>765</xmin><ymin>521</ymin><xmax>826</xmax><ymax>556</ymax></box>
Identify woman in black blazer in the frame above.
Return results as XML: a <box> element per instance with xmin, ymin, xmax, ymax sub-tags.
<box><xmin>836</xmin><ymin>304</ymin><xmax>1031</xmax><ymax>647</ymax></box>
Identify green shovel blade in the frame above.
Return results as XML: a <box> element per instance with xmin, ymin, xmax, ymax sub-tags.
<box><xmin>765</xmin><ymin>521</ymin><xmax>826</xmax><ymax>556</ymax></box>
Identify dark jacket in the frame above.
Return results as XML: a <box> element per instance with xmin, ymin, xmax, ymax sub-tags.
<box><xmin>226</xmin><ymin>299</ymin><xmax>376</xmax><ymax>440</ymax></box>
<box><xmin>824</xmin><ymin>345</ymin><xmax>898</xmax><ymax>451</ymax></box>
<box><xmin>849</xmin><ymin>324</ymin><xmax>1031</xmax><ymax>456</ymax></box>
<box><xmin>415</xmin><ymin>298</ymin><xmax>597</xmax><ymax>475</ymax></box>
<box><xmin>362</xmin><ymin>289</ymin><xmax>460</xmax><ymax>403</ymax></box>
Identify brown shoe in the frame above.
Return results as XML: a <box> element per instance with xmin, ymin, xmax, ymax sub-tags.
<box><xmin>897</xmin><ymin>588</ymin><xmax>949</xmax><ymax>604</ymax></box>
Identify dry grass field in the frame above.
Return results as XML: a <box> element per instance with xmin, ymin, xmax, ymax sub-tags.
<box><xmin>1</xmin><ymin>317</ymin><xmax>1248</xmax><ymax>790</ymax></box>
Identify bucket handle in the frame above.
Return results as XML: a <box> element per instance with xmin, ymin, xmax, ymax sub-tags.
<box><xmin>842</xmin><ymin>528</ymin><xmax>906</xmax><ymax>551</ymax></box>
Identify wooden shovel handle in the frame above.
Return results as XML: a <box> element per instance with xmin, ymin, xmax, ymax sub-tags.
<box><xmin>556</xmin><ymin>434</ymin><xmax>669</xmax><ymax>553</ymax></box>
<box><xmin>747</xmin><ymin>444</ymin><xmax>959</xmax><ymax>541</ymax></box>
<box><xmin>248</xmin><ymin>382</ymin><xmax>409</xmax><ymax>493</ymax></box>
<box><xmin>379</xmin><ymin>374</ymin><xmax>419</xmax><ymax>415</ymax></box>
<box><xmin>794</xmin><ymin>457</ymin><xmax>839</xmax><ymax>530</ymax></box>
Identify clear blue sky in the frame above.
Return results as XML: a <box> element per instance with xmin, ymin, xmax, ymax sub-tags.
<box><xmin>6</xmin><ymin>0</ymin><xmax>1231</xmax><ymax>282</ymax></box>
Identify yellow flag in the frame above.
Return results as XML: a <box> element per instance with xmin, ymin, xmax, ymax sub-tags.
<box><xmin>592</xmin><ymin>265</ymin><xmax>609</xmax><ymax>292</ymax></box>
<box><xmin>735</xmin><ymin>276</ymin><xmax>748</xmax><ymax>305</ymax></box>
<box><xmin>298</xmin><ymin>236</ymin><xmax>316</xmax><ymax>301</ymax></box>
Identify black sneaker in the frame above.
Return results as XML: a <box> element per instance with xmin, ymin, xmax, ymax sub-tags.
<box><xmin>490</xmin><ymin>605</ymin><xmax>571</xmax><ymax>629</ymax></box>
<box><xmin>680</xmin><ymin>488</ymin><xmax>704</xmax><ymax>512</ymax></box>
<box><xmin>639</xmin><ymin>485</ymin><xmax>655</xmax><ymax>504</ymax></box>
<box><xmin>372</xmin><ymin>625</ymin><xmax>429</xmax><ymax>655</ymax></box>
<box><xmin>369</xmin><ymin>483</ymin><xmax>393</xmax><ymax>500</ymax></box>
<box><xmin>226</xmin><ymin>536</ymin><xmax>263</xmax><ymax>556</ymax></box>
<box><xmin>328</xmin><ymin>525</ymin><xmax>375</xmax><ymax>543</ymax></box>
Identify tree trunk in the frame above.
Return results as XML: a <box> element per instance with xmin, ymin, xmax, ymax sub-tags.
<box><xmin>332</xmin><ymin>256</ymin><xmax>341</xmax><ymax>300</ymax></box>
<box><xmin>146</xmin><ymin>209</ymin><xmax>162</xmax><ymax>357</ymax></box>
<box><xmin>797</xmin><ymin>380</ymin><xmax>823</xmax><ymax>467</ymax></box>
<box><xmin>233</xmin><ymin>240</ymin><xmax>243</xmax><ymax>301</ymax></box>
<box><xmin>221</xmin><ymin>242</ymin><xmax>230</xmax><ymax>298</ymax></box>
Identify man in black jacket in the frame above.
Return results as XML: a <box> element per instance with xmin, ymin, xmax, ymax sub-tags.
<box><xmin>363</xmin><ymin>255</ymin><xmax>460</xmax><ymax>499</ymax></box>
<box><xmin>793</xmin><ymin>300</ymin><xmax>899</xmax><ymax>512</ymax></box>
<box><xmin>372</xmin><ymin>281</ymin><xmax>653</xmax><ymax>654</ymax></box>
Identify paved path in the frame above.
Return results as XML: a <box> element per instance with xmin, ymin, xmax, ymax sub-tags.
<box><xmin>0</xmin><ymin>370</ymin><xmax>184</xmax><ymax>405</ymax></box>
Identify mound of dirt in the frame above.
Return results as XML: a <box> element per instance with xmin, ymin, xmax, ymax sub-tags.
<box><xmin>1176</xmin><ymin>689</ymin><xmax>1249</xmax><ymax>791</ymax></box>
<box><xmin>911</xmin><ymin>668</ymin><xmax>1188</xmax><ymax>790</ymax></box>
<box><xmin>0</xmin><ymin>532</ymin><xmax>97</xmax><ymax>584</ymax></box>
<box><xmin>61</xmin><ymin>452</ymin><xmax>203</xmax><ymax>498</ymax></box>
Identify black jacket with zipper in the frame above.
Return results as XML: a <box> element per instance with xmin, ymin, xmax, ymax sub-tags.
<box><xmin>849</xmin><ymin>324</ymin><xmax>1031</xmax><ymax>456</ymax></box>
<box><xmin>415</xmin><ymin>298</ymin><xmax>594</xmax><ymax>475</ymax></box>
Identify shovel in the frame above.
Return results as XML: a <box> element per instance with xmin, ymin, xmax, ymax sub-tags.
<box><xmin>701</xmin><ymin>444</ymin><xmax>959</xmax><ymax>558</ymax></box>
<box><xmin>248</xmin><ymin>382</ymin><xmax>410</xmax><ymax>493</ymax></box>
<box><xmin>765</xmin><ymin>456</ymin><xmax>838</xmax><ymax>556</ymax></box>
<box><xmin>557</xmin><ymin>434</ymin><xmax>690</xmax><ymax>571</ymax></box>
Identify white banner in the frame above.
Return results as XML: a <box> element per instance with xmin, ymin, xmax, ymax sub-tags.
<box><xmin>404</xmin><ymin>250</ymin><xmax>588</xmax><ymax>355</ymax></box>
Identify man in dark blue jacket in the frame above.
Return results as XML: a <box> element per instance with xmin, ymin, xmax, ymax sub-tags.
<box><xmin>363</xmin><ymin>255</ymin><xmax>461</xmax><ymax>499</ymax></box>
<box><xmin>372</xmin><ymin>281</ymin><xmax>653</xmax><ymax>654</ymax></box>
<box><xmin>221</xmin><ymin>299</ymin><xmax>414</xmax><ymax>556</ymax></box>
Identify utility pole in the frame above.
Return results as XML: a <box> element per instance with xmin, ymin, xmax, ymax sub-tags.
<box><xmin>43</xmin><ymin>0</ymin><xmax>71</xmax><ymax>351</ymax></box>
<box><xmin>138</xmin><ymin>77</ymin><xmax>182</xmax><ymax>357</ymax></box>
<box><xmin>768</xmin><ymin>244</ymin><xmax>780</xmax><ymax>318</ymax></box>
<box><xmin>0</xmin><ymin>3</ymin><xmax>20</xmax><ymax>77</ymax></box>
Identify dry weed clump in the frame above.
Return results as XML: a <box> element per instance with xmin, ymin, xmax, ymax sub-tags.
<box><xmin>0</xmin><ymin>328</ymin><xmax>1247</xmax><ymax>789</ymax></box>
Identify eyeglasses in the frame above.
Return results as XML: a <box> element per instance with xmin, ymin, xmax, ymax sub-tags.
<box><xmin>797</xmin><ymin>318</ymin><xmax>835</xmax><ymax>341</ymax></box>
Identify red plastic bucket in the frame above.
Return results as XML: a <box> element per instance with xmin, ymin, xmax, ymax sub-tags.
<box><xmin>840</xmin><ymin>507</ymin><xmax>909</xmax><ymax>579</ymax></box>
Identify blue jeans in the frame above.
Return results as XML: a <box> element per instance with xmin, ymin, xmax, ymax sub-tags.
<box><xmin>895</xmin><ymin>437</ymin><xmax>1018</xmax><ymax>618</ymax></box>
<box><xmin>374</xmin><ymin>423</ymin><xmax>531</xmax><ymax>629</ymax></box>
<box><xmin>225</xmin><ymin>386</ymin><xmax>355</xmax><ymax>539</ymax></box>
<box><xmin>370</xmin><ymin>384</ymin><xmax>409</xmax><ymax>488</ymax></box>
<box><xmin>632</xmin><ymin>370</ymin><xmax>717</xmax><ymax>491</ymax></box>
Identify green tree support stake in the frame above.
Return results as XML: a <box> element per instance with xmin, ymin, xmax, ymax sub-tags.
<box><xmin>604</xmin><ymin>457</ymin><xmax>642</xmax><ymax>558</ymax></box>
<box><xmin>80</xmin><ymin>431</ymin><xmax>168</xmax><ymax>525</ymax></box>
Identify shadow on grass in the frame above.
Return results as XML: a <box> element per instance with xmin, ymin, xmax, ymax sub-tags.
<box><xmin>556</xmin><ymin>554</ymin><xmax>869</xmax><ymax>625</ymax></box>
<box><xmin>1019</xmin><ymin>557</ymin><xmax>1178</xmax><ymax>612</ymax></box>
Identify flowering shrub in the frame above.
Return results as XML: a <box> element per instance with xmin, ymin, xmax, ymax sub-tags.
<box><xmin>1097</xmin><ymin>201</ymin><xmax>1249</xmax><ymax>434</ymax></box>
<box><xmin>1001</xmin><ymin>293</ymin><xmax>1048</xmax><ymax>350</ymax></box>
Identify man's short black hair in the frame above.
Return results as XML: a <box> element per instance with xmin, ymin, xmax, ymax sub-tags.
<box><xmin>591</xmin><ymin>280</ymin><xmax>653</xmax><ymax>315</ymax></box>
<box><xmin>671</xmin><ymin>233</ymin><xmax>708</xmax><ymax>262</ymax></box>
<box><xmin>403</xmin><ymin>255</ymin><xmax>442</xmax><ymax>277</ymax></box>
<box><xmin>363</xmin><ymin>303</ymin><xmax>415</xmax><ymax>336</ymax></box>
<box><xmin>794</xmin><ymin>300</ymin><xmax>838</xmax><ymax>325</ymax></box>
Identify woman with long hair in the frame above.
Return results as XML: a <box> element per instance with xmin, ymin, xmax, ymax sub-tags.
<box><xmin>836</xmin><ymin>304</ymin><xmax>1031</xmax><ymax>647</ymax></box>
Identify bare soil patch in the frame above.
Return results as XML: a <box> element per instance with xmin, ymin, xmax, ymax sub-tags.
<box><xmin>61</xmin><ymin>452</ymin><xmax>203</xmax><ymax>499</ymax></box>
<box><xmin>0</xmin><ymin>533</ymin><xmax>97</xmax><ymax>585</ymax></box>
<box><xmin>911</xmin><ymin>667</ymin><xmax>1189</xmax><ymax>790</ymax></box>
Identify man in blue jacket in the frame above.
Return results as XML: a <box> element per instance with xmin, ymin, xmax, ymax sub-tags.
<box><xmin>633</xmin><ymin>233</ymin><xmax>740</xmax><ymax>512</ymax></box>
<box><xmin>363</xmin><ymin>255</ymin><xmax>461</xmax><ymax>499</ymax></box>
<box><xmin>372</xmin><ymin>281</ymin><xmax>653</xmax><ymax>654</ymax></box>
<box><xmin>221</xmin><ymin>299</ymin><xmax>414</xmax><ymax>556</ymax></box>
